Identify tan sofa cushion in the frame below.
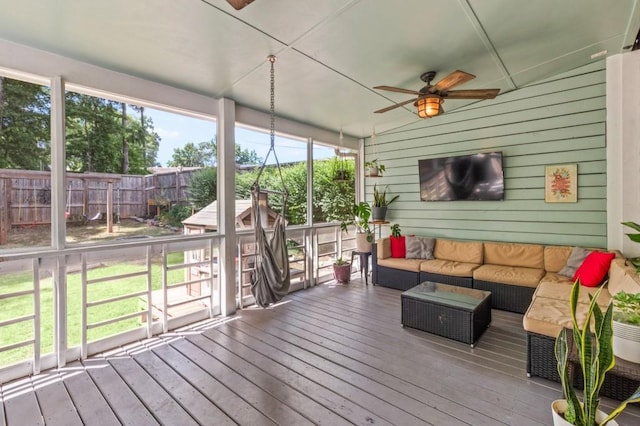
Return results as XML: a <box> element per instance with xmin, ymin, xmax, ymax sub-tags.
<box><xmin>608</xmin><ymin>258</ymin><xmax>640</xmax><ymax>296</ymax></box>
<box><xmin>539</xmin><ymin>272</ymin><xmax>573</xmax><ymax>286</ymax></box>
<box><xmin>484</xmin><ymin>241</ymin><xmax>544</xmax><ymax>269</ymax></box>
<box><xmin>376</xmin><ymin>238</ymin><xmax>391</xmax><ymax>259</ymax></box>
<box><xmin>377</xmin><ymin>257</ymin><xmax>423</xmax><ymax>273</ymax></box>
<box><xmin>534</xmin><ymin>279</ymin><xmax>611</xmax><ymax>307</ymax></box>
<box><xmin>434</xmin><ymin>239</ymin><xmax>483</xmax><ymax>264</ymax></box>
<box><xmin>419</xmin><ymin>259</ymin><xmax>481</xmax><ymax>277</ymax></box>
<box><xmin>523</xmin><ymin>297</ymin><xmax>594</xmax><ymax>337</ymax></box>
<box><xmin>544</xmin><ymin>246</ymin><xmax>573</xmax><ymax>273</ymax></box>
<box><xmin>473</xmin><ymin>264</ymin><xmax>544</xmax><ymax>287</ymax></box>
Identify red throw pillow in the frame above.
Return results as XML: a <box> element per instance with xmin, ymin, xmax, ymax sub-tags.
<box><xmin>390</xmin><ymin>236</ymin><xmax>406</xmax><ymax>258</ymax></box>
<box><xmin>572</xmin><ymin>251</ymin><xmax>616</xmax><ymax>287</ymax></box>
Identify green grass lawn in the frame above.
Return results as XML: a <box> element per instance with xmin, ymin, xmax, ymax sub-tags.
<box><xmin>0</xmin><ymin>252</ymin><xmax>187</xmax><ymax>367</ymax></box>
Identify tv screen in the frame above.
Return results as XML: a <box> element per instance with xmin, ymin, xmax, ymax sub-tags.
<box><xmin>418</xmin><ymin>152</ymin><xmax>504</xmax><ymax>201</ymax></box>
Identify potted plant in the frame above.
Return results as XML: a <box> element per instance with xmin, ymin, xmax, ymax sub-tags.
<box><xmin>389</xmin><ymin>223</ymin><xmax>406</xmax><ymax>258</ymax></box>
<box><xmin>622</xmin><ymin>221</ymin><xmax>640</xmax><ymax>273</ymax></box>
<box><xmin>341</xmin><ymin>201</ymin><xmax>374</xmax><ymax>252</ymax></box>
<box><xmin>553</xmin><ymin>280</ymin><xmax>640</xmax><ymax>426</ymax></box>
<box><xmin>372</xmin><ymin>184</ymin><xmax>399</xmax><ymax>221</ymax></box>
<box><xmin>333</xmin><ymin>257</ymin><xmax>351</xmax><ymax>283</ymax></box>
<box><xmin>365</xmin><ymin>159</ymin><xmax>385</xmax><ymax>177</ymax></box>
<box><xmin>612</xmin><ymin>290</ymin><xmax>640</xmax><ymax>363</ymax></box>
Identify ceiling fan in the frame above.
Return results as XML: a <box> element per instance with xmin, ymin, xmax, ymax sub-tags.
<box><xmin>226</xmin><ymin>0</ymin><xmax>255</xmax><ymax>10</ymax></box>
<box><xmin>374</xmin><ymin>70</ymin><xmax>500</xmax><ymax>118</ymax></box>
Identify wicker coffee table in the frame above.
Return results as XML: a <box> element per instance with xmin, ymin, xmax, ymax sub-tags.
<box><xmin>401</xmin><ymin>281</ymin><xmax>492</xmax><ymax>347</ymax></box>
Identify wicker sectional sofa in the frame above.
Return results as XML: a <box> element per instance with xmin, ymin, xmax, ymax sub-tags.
<box><xmin>372</xmin><ymin>236</ymin><xmax>640</xmax><ymax>400</ymax></box>
<box><xmin>373</xmin><ymin>237</ymin><xmax>568</xmax><ymax>314</ymax></box>
<box><xmin>523</xmin><ymin>257</ymin><xmax>640</xmax><ymax>400</ymax></box>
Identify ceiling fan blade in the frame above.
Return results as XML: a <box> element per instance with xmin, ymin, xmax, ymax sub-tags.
<box><xmin>430</xmin><ymin>70</ymin><xmax>475</xmax><ymax>93</ymax></box>
<box><xmin>226</xmin><ymin>0</ymin><xmax>255</xmax><ymax>10</ymax></box>
<box><xmin>443</xmin><ymin>89</ymin><xmax>500</xmax><ymax>99</ymax></box>
<box><xmin>374</xmin><ymin>97</ymin><xmax>419</xmax><ymax>114</ymax></box>
<box><xmin>374</xmin><ymin>85</ymin><xmax>422</xmax><ymax>96</ymax></box>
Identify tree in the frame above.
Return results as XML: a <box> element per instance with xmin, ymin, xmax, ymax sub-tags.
<box><xmin>233</xmin><ymin>157</ymin><xmax>355</xmax><ymax>226</ymax></box>
<box><xmin>188</xmin><ymin>167</ymin><xmax>217</xmax><ymax>209</ymax></box>
<box><xmin>168</xmin><ymin>139</ymin><xmax>261</xmax><ymax>168</ymax></box>
<box><xmin>235</xmin><ymin>144</ymin><xmax>261</xmax><ymax>165</ymax></box>
<box><xmin>0</xmin><ymin>77</ymin><xmax>51</xmax><ymax>170</ymax></box>
<box><xmin>120</xmin><ymin>102</ymin><xmax>129</xmax><ymax>174</ymax></box>
<box><xmin>167</xmin><ymin>141</ymin><xmax>214</xmax><ymax>167</ymax></box>
<box><xmin>65</xmin><ymin>93</ymin><xmax>159</xmax><ymax>174</ymax></box>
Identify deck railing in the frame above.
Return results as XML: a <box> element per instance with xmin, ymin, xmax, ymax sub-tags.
<box><xmin>0</xmin><ymin>223</ymin><xmax>353</xmax><ymax>384</ymax></box>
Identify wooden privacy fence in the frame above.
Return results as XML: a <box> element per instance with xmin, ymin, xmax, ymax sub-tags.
<box><xmin>0</xmin><ymin>168</ymin><xmax>199</xmax><ymax>242</ymax></box>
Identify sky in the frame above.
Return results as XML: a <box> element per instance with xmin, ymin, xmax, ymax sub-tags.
<box><xmin>147</xmin><ymin>108</ymin><xmax>335</xmax><ymax>167</ymax></box>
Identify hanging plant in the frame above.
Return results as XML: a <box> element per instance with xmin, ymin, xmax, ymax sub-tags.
<box><xmin>365</xmin><ymin>159</ymin><xmax>385</xmax><ymax>177</ymax></box>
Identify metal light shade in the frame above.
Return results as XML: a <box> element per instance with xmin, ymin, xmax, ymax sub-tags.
<box><xmin>415</xmin><ymin>96</ymin><xmax>443</xmax><ymax>118</ymax></box>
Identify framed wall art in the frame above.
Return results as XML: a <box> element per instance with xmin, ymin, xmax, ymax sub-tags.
<box><xmin>545</xmin><ymin>164</ymin><xmax>577</xmax><ymax>203</ymax></box>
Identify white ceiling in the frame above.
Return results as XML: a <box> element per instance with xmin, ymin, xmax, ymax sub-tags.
<box><xmin>0</xmin><ymin>0</ymin><xmax>638</xmax><ymax>139</ymax></box>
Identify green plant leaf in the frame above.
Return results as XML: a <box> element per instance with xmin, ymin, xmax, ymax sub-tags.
<box><xmin>622</xmin><ymin>221</ymin><xmax>640</xmax><ymax>232</ymax></box>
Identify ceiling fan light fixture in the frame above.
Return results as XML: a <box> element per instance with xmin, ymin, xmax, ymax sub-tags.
<box><xmin>415</xmin><ymin>96</ymin><xmax>443</xmax><ymax>118</ymax></box>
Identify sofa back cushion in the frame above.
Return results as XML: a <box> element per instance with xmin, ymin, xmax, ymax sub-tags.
<box><xmin>405</xmin><ymin>236</ymin><xmax>435</xmax><ymax>259</ymax></box>
<box><xmin>376</xmin><ymin>238</ymin><xmax>391</xmax><ymax>259</ymax></box>
<box><xmin>483</xmin><ymin>241</ymin><xmax>544</xmax><ymax>269</ymax></box>
<box><xmin>608</xmin><ymin>258</ymin><xmax>640</xmax><ymax>295</ymax></box>
<box><xmin>434</xmin><ymin>239</ymin><xmax>483</xmax><ymax>264</ymax></box>
<box><xmin>544</xmin><ymin>245</ymin><xmax>573</xmax><ymax>273</ymax></box>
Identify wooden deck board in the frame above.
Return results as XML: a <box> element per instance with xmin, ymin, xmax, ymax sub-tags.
<box><xmin>135</xmin><ymin>351</ymin><xmax>240</xmax><ymax>424</ymax></box>
<box><xmin>2</xmin><ymin>380</ymin><xmax>44</xmax><ymax>426</ymax></box>
<box><xmin>32</xmin><ymin>373</ymin><xmax>83</xmax><ymax>426</ymax></box>
<box><xmin>176</xmin><ymin>334</ymin><xmax>352</xmax><ymax>426</ymax></box>
<box><xmin>60</xmin><ymin>364</ymin><xmax>121</xmax><ymax>426</ymax></box>
<box><xmin>83</xmin><ymin>357</ymin><xmax>161</xmax><ymax>426</ymax></box>
<box><xmin>2</xmin><ymin>277</ymin><xmax>640</xmax><ymax>425</ymax></box>
<box><xmin>161</xmin><ymin>338</ymin><xmax>317</xmax><ymax>426</ymax></box>
<box><xmin>107</xmin><ymin>354</ymin><xmax>200</xmax><ymax>425</ymax></box>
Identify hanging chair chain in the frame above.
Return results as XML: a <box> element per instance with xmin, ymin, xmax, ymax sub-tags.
<box><xmin>269</xmin><ymin>54</ymin><xmax>275</xmax><ymax>150</ymax></box>
<box><xmin>252</xmin><ymin>55</ymin><xmax>287</xmax><ymax>199</ymax></box>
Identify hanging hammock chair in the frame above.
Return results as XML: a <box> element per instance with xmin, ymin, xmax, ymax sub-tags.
<box><xmin>250</xmin><ymin>55</ymin><xmax>291</xmax><ymax>308</ymax></box>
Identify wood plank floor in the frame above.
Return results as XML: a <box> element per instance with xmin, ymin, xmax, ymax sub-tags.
<box><xmin>2</xmin><ymin>277</ymin><xmax>640</xmax><ymax>425</ymax></box>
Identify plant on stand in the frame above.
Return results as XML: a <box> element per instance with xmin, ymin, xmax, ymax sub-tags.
<box><xmin>332</xmin><ymin>257</ymin><xmax>351</xmax><ymax>284</ymax></box>
<box><xmin>613</xmin><ymin>221</ymin><xmax>640</xmax><ymax>362</ymax></box>
<box><xmin>341</xmin><ymin>201</ymin><xmax>373</xmax><ymax>253</ymax></box>
<box><xmin>553</xmin><ymin>280</ymin><xmax>640</xmax><ymax>426</ymax></box>
<box><xmin>372</xmin><ymin>184</ymin><xmax>399</xmax><ymax>221</ymax></box>
<box><xmin>612</xmin><ymin>290</ymin><xmax>640</xmax><ymax>363</ymax></box>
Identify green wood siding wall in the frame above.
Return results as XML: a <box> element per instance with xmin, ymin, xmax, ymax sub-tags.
<box><xmin>366</xmin><ymin>61</ymin><xmax>606</xmax><ymax>247</ymax></box>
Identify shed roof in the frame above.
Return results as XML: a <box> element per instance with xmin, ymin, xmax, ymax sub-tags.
<box><xmin>182</xmin><ymin>199</ymin><xmax>278</xmax><ymax>230</ymax></box>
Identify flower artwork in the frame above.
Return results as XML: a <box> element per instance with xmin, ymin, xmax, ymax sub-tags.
<box><xmin>545</xmin><ymin>164</ymin><xmax>577</xmax><ymax>203</ymax></box>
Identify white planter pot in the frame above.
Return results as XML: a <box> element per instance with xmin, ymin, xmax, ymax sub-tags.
<box><xmin>355</xmin><ymin>232</ymin><xmax>373</xmax><ymax>253</ymax></box>
<box><xmin>613</xmin><ymin>320</ymin><xmax>640</xmax><ymax>363</ymax></box>
<box><xmin>551</xmin><ymin>399</ymin><xmax>617</xmax><ymax>426</ymax></box>
<box><xmin>366</xmin><ymin>166</ymin><xmax>380</xmax><ymax>177</ymax></box>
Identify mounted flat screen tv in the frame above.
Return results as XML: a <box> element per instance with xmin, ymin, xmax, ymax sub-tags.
<box><xmin>418</xmin><ymin>152</ymin><xmax>504</xmax><ymax>201</ymax></box>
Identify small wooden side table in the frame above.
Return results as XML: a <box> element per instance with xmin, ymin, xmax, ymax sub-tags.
<box><xmin>350</xmin><ymin>250</ymin><xmax>372</xmax><ymax>285</ymax></box>
<box><xmin>369</xmin><ymin>220</ymin><xmax>390</xmax><ymax>239</ymax></box>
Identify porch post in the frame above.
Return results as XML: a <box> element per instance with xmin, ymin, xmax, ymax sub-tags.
<box><xmin>51</xmin><ymin>76</ymin><xmax>67</xmax><ymax>367</ymax></box>
<box><xmin>218</xmin><ymin>98</ymin><xmax>237</xmax><ymax>316</ymax></box>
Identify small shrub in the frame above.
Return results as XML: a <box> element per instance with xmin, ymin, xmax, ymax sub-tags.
<box><xmin>160</xmin><ymin>203</ymin><xmax>192</xmax><ymax>227</ymax></box>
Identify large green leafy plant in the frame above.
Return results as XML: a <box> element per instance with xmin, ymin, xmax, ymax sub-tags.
<box><xmin>554</xmin><ymin>281</ymin><xmax>640</xmax><ymax>425</ymax></box>
<box><xmin>340</xmin><ymin>202</ymin><xmax>371</xmax><ymax>234</ymax></box>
